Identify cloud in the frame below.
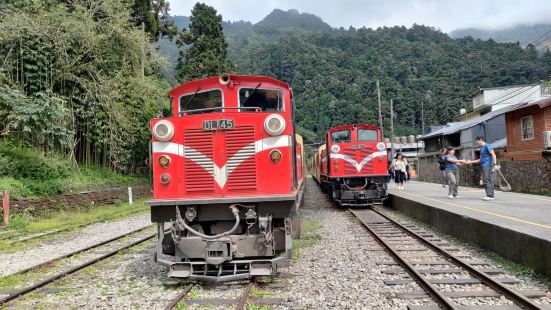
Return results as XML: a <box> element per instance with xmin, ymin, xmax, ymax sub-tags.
<box><xmin>169</xmin><ymin>0</ymin><xmax>551</xmax><ymax>32</ymax></box>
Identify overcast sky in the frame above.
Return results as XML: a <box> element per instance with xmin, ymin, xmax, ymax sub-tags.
<box><xmin>169</xmin><ymin>0</ymin><xmax>551</xmax><ymax>32</ymax></box>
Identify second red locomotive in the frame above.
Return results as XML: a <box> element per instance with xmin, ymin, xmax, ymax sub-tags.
<box><xmin>312</xmin><ymin>124</ymin><xmax>390</xmax><ymax>207</ymax></box>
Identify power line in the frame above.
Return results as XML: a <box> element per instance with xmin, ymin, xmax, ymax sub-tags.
<box><xmin>488</xmin><ymin>85</ymin><xmax>539</xmax><ymax>107</ymax></box>
<box><xmin>483</xmin><ymin>84</ymin><xmax>538</xmax><ymax>106</ymax></box>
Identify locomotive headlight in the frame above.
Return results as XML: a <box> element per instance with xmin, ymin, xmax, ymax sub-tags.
<box><xmin>153</xmin><ymin>120</ymin><xmax>174</xmax><ymax>141</ymax></box>
<box><xmin>158</xmin><ymin>155</ymin><xmax>171</xmax><ymax>168</ymax></box>
<box><xmin>376</xmin><ymin>142</ymin><xmax>386</xmax><ymax>152</ymax></box>
<box><xmin>270</xmin><ymin>150</ymin><xmax>282</xmax><ymax>162</ymax></box>
<box><xmin>264</xmin><ymin>114</ymin><xmax>286</xmax><ymax>136</ymax></box>
<box><xmin>160</xmin><ymin>173</ymin><xmax>171</xmax><ymax>184</ymax></box>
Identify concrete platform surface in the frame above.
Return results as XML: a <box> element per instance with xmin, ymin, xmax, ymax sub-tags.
<box><xmin>387</xmin><ymin>181</ymin><xmax>551</xmax><ymax>278</ymax></box>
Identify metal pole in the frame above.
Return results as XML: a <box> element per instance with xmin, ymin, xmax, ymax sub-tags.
<box><xmin>141</xmin><ymin>22</ymin><xmax>145</xmax><ymax>79</ymax></box>
<box><xmin>421</xmin><ymin>101</ymin><xmax>425</xmax><ymax>134</ymax></box>
<box><xmin>377</xmin><ymin>80</ymin><xmax>383</xmax><ymax>137</ymax></box>
<box><xmin>390</xmin><ymin>99</ymin><xmax>395</xmax><ymax>159</ymax></box>
<box><xmin>128</xmin><ymin>187</ymin><xmax>133</xmax><ymax>205</ymax></box>
<box><xmin>2</xmin><ymin>191</ymin><xmax>10</xmax><ymax>227</ymax></box>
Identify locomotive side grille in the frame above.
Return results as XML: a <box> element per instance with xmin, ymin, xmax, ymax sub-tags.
<box><xmin>360</xmin><ymin>146</ymin><xmax>375</xmax><ymax>173</ymax></box>
<box><xmin>344</xmin><ymin>148</ymin><xmax>357</xmax><ymax>175</ymax></box>
<box><xmin>184</xmin><ymin>129</ymin><xmax>214</xmax><ymax>192</ymax></box>
<box><xmin>226</xmin><ymin>126</ymin><xmax>257</xmax><ymax>191</ymax></box>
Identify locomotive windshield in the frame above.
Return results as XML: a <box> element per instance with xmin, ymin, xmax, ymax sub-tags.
<box><xmin>239</xmin><ymin>88</ymin><xmax>283</xmax><ymax>112</ymax></box>
<box><xmin>179</xmin><ymin>89</ymin><xmax>222</xmax><ymax>113</ymax></box>
<box><xmin>357</xmin><ymin>129</ymin><xmax>378</xmax><ymax>142</ymax></box>
<box><xmin>331</xmin><ymin>130</ymin><xmax>351</xmax><ymax>143</ymax></box>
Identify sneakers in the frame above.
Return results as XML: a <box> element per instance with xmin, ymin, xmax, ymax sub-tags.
<box><xmin>448</xmin><ymin>195</ymin><xmax>454</xmax><ymax>199</ymax></box>
<box><xmin>482</xmin><ymin>196</ymin><xmax>495</xmax><ymax>201</ymax></box>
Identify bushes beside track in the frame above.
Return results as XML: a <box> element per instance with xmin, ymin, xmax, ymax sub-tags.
<box><xmin>0</xmin><ymin>141</ymin><xmax>147</xmax><ymax>199</ymax></box>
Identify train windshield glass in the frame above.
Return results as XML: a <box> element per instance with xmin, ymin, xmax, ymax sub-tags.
<box><xmin>239</xmin><ymin>88</ymin><xmax>283</xmax><ymax>112</ymax></box>
<box><xmin>179</xmin><ymin>89</ymin><xmax>222</xmax><ymax>113</ymax></box>
<box><xmin>331</xmin><ymin>130</ymin><xmax>351</xmax><ymax>143</ymax></box>
<box><xmin>357</xmin><ymin>129</ymin><xmax>378</xmax><ymax>142</ymax></box>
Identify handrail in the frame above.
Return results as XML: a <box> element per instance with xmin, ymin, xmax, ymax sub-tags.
<box><xmin>178</xmin><ymin>106</ymin><xmax>261</xmax><ymax>116</ymax></box>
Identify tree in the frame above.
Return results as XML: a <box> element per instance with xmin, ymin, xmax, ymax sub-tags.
<box><xmin>175</xmin><ymin>3</ymin><xmax>234</xmax><ymax>82</ymax></box>
<box><xmin>131</xmin><ymin>0</ymin><xmax>177</xmax><ymax>41</ymax></box>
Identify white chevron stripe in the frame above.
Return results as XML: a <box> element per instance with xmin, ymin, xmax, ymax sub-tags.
<box><xmin>152</xmin><ymin>135</ymin><xmax>290</xmax><ymax>188</ymax></box>
<box><xmin>330</xmin><ymin>151</ymin><xmax>386</xmax><ymax>172</ymax></box>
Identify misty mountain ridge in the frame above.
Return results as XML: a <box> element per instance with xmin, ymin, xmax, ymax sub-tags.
<box><xmin>450</xmin><ymin>23</ymin><xmax>551</xmax><ymax>50</ymax></box>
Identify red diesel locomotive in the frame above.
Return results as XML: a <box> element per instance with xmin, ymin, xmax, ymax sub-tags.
<box><xmin>146</xmin><ymin>74</ymin><xmax>305</xmax><ymax>282</ymax></box>
<box><xmin>312</xmin><ymin>124</ymin><xmax>390</xmax><ymax>207</ymax></box>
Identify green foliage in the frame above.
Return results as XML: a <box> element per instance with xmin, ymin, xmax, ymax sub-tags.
<box><xmin>175</xmin><ymin>3</ymin><xmax>234</xmax><ymax>82</ymax></box>
<box><xmin>0</xmin><ymin>141</ymin><xmax>145</xmax><ymax>198</ymax></box>
<box><xmin>0</xmin><ymin>0</ymin><xmax>170</xmax><ymax>172</ymax></box>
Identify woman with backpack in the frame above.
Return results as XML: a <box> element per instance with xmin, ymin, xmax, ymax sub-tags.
<box><xmin>437</xmin><ymin>148</ymin><xmax>447</xmax><ymax>188</ymax></box>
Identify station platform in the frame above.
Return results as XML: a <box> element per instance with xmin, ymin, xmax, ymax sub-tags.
<box><xmin>386</xmin><ymin>181</ymin><xmax>551</xmax><ymax>278</ymax></box>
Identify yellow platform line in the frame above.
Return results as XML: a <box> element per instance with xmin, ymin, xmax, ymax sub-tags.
<box><xmin>413</xmin><ymin>182</ymin><xmax>551</xmax><ymax>203</ymax></box>
<box><xmin>398</xmin><ymin>191</ymin><xmax>551</xmax><ymax>230</ymax></box>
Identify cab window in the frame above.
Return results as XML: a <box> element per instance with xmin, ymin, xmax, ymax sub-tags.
<box><xmin>331</xmin><ymin>130</ymin><xmax>351</xmax><ymax>143</ymax></box>
<box><xmin>358</xmin><ymin>129</ymin><xmax>378</xmax><ymax>142</ymax></box>
<box><xmin>239</xmin><ymin>88</ymin><xmax>283</xmax><ymax>112</ymax></box>
<box><xmin>180</xmin><ymin>89</ymin><xmax>222</xmax><ymax>113</ymax></box>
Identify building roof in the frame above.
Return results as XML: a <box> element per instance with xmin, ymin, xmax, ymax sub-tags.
<box><xmin>504</xmin><ymin>96</ymin><xmax>551</xmax><ymax>113</ymax></box>
<box><xmin>469</xmin><ymin>84</ymin><xmax>535</xmax><ymax>97</ymax></box>
<box><xmin>420</xmin><ymin>101</ymin><xmax>531</xmax><ymax>140</ymax></box>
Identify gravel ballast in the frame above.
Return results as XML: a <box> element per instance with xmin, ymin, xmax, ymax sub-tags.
<box><xmin>5</xmin><ymin>178</ymin><xmax>550</xmax><ymax>309</ymax></box>
<box><xmin>0</xmin><ymin>214</ymin><xmax>151</xmax><ymax>276</ymax></box>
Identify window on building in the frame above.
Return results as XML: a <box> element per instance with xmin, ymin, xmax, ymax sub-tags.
<box><xmin>331</xmin><ymin>130</ymin><xmax>351</xmax><ymax>143</ymax></box>
<box><xmin>180</xmin><ymin>89</ymin><xmax>222</xmax><ymax>114</ymax></box>
<box><xmin>357</xmin><ymin>129</ymin><xmax>378</xmax><ymax>142</ymax></box>
<box><xmin>521</xmin><ymin>115</ymin><xmax>534</xmax><ymax>140</ymax></box>
<box><xmin>239</xmin><ymin>88</ymin><xmax>283</xmax><ymax>112</ymax></box>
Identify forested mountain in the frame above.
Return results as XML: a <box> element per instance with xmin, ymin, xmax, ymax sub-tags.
<box><xmin>158</xmin><ymin>9</ymin><xmax>551</xmax><ymax>141</ymax></box>
<box><xmin>450</xmin><ymin>24</ymin><xmax>551</xmax><ymax>51</ymax></box>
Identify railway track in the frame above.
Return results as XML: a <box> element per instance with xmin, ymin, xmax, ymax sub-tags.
<box><xmin>350</xmin><ymin>208</ymin><xmax>547</xmax><ymax>310</ymax></box>
<box><xmin>163</xmin><ymin>280</ymin><xmax>285</xmax><ymax>309</ymax></box>
<box><xmin>0</xmin><ymin>225</ymin><xmax>158</xmax><ymax>306</ymax></box>
<box><xmin>0</xmin><ymin>208</ymin><xmax>146</xmax><ymax>244</ymax></box>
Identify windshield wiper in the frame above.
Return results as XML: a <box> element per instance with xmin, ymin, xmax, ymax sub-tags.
<box><xmin>185</xmin><ymin>87</ymin><xmax>201</xmax><ymax>110</ymax></box>
<box><xmin>240</xmin><ymin>83</ymin><xmax>261</xmax><ymax>107</ymax></box>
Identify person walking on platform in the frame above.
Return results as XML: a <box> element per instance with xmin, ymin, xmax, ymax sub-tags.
<box><xmin>437</xmin><ymin>148</ymin><xmax>448</xmax><ymax>188</ymax></box>
<box><xmin>468</xmin><ymin>136</ymin><xmax>497</xmax><ymax>201</ymax></box>
<box><xmin>391</xmin><ymin>153</ymin><xmax>408</xmax><ymax>190</ymax></box>
<box><xmin>443</xmin><ymin>147</ymin><xmax>466</xmax><ymax>199</ymax></box>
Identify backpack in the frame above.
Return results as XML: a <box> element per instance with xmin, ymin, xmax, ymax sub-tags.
<box><xmin>437</xmin><ymin>155</ymin><xmax>446</xmax><ymax>171</ymax></box>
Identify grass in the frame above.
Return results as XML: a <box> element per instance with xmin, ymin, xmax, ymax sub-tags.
<box><xmin>249</xmin><ymin>287</ymin><xmax>273</xmax><ymax>298</ymax></box>
<box><xmin>187</xmin><ymin>286</ymin><xmax>201</xmax><ymax>299</ymax></box>
<box><xmin>0</xmin><ymin>141</ymin><xmax>147</xmax><ymax>199</ymax></box>
<box><xmin>247</xmin><ymin>305</ymin><xmax>272</xmax><ymax>310</ymax></box>
<box><xmin>175</xmin><ymin>302</ymin><xmax>187</xmax><ymax>310</ymax></box>
<box><xmin>292</xmin><ymin>217</ymin><xmax>321</xmax><ymax>261</ymax></box>
<box><xmin>0</xmin><ymin>198</ymin><xmax>149</xmax><ymax>252</ymax></box>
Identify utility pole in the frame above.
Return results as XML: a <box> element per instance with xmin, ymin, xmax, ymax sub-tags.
<box><xmin>421</xmin><ymin>101</ymin><xmax>425</xmax><ymax>134</ymax></box>
<box><xmin>390</xmin><ymin>99</ymin><xmax>395</xmax><ymax>159</ymax></box>
<box><xmin>141</xmin><ymin>22</ymin><xmax>145</xmax><ymax>79</ymax></box>
<box><xmin>376</xmin><ymin>80</ymin><xmax>383</xmax><ymax>137</ymax></box>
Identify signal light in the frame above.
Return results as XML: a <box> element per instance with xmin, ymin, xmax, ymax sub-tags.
<box><xmin>270</xmin><ymin>150</ymin><xmax>282</xmax><ymax>162</ymax></box>
<box><xmin>160</xmin><ymin>173</ymin><xmax>171</xmax><ymax>184</ymax></box>
<box><xmin>158</xmin><ymin>155</ymin><xmax>171</xmax><ymax>168</ymax></box>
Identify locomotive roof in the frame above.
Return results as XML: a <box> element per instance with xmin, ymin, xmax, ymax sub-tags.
<box><xmin>169</xmin><ymin>74</ymin><xmax>290</xmax><ymax>97</ymax></box>
<box><xmin>326</xmin><ymin>124</ymin><xmax>381</xmax><ymax>134</ymax></box>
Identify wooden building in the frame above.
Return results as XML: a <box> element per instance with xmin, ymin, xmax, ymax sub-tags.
<box><xmin>504</xmin><ymin>97</ymin><xmax>551</xmax><ymax>161</ymax></box>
